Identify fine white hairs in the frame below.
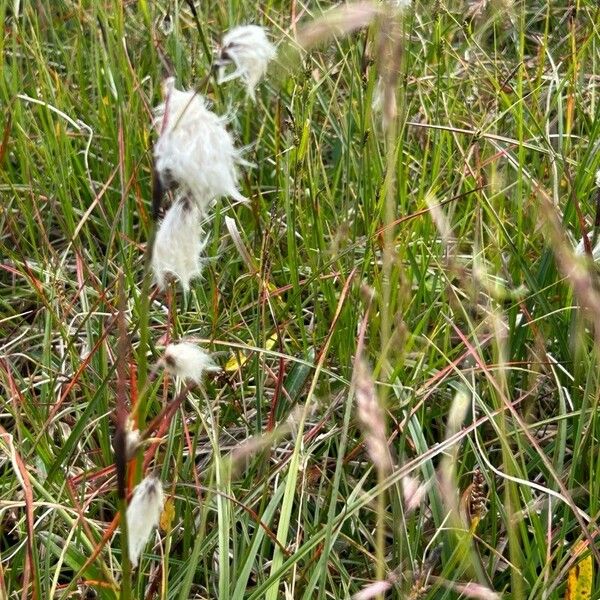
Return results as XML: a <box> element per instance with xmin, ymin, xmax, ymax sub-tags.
<box><xmin>216</xmin><ymin>25</ymin><xmax>276</xmax><ymax>100</ymax></box>
<box><xmin>153</xmin><ymin>78</ymin><xmax>247</xmax><ymax>213</ymax></box>
<box><xmin>126</xmin><ymin>475</ymin><xmax>165</xmax><ymax>568</ymax></box>
<box><xmin>151</xmin><ymin>201</ymin><xmax>208</xmax><ymax>291</ymax></box>
<box><xmin>163</xmin><ymin>342</ymin><xmax>221</xmax><ymax>385</ymax></box>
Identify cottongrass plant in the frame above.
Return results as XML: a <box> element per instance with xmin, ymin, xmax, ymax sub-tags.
<box><xmin>216</xmin><ymin>25</ymin><xmax>276</xmax><ymax>100</ymax></box>
<box><xmin>153</xmin><ymin>77</ymin><xmax>247</xmax><ymax>212</ymax></box>
<box><xmin>163</xmin><ymin>341</ymin><xmax>221</xmax><ymax>385</ymax></box>
<box><xmin>126</xmin><ymin>475</ymin><xmax>165</xmax><ymax>568</ymax></box>
<box><xmin>151</xmin><ymin>200</ymin><xmax>208</xmax><ymax>291</ymax></box>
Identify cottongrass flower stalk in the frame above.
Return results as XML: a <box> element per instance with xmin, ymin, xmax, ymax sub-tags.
<box><xmin>153</xmin><ymin>78</ymin><xmax>247</xmax><ymax>214</ymax></box>
<box><xmin>216</xmin><ymin>25</ymin><xmax>276</xmax><ymax>100</ymax></box>
<box><xmin>151</xmin><ymin>201</ymin><xmax>207</xmax><ymax>291</ymax></box>
<box><xmin>163</xmin><ymin>342</ymin><xmax>221</xmax><ymax>385</ymax></box>
<box><xmin>126</xmin><ymin>475</ymin><xmax>165</xmax><ymax>568</ymax></box>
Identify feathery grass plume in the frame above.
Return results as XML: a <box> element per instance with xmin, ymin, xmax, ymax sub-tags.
<box><xmin>216</xmin><ymin>25</ymin><xmax>276</xmax><ymax>100</ymax></box>
<box><xmin>352</xmin><ymin>578</ymin><xmax>394</xmax><ymax>600</ymax></box>
<box><xmin>126</xmin><ymin>475</ymin><xmax>164</xmax><ymax>568</ymax></box>
<box><xmin>151</xmin><ymin>200</ymin><xmax>207</xmax><ymax>291</ymax></box>
<box><xmin>354</xmin><ymin>357</ymin><xmax>392</xmax><ymax>473</ymax></box>
<box><xmin>444</xmin><ymin>581</ymin><xmax>500</xmax><ymax>600</ymax></box>
<box><xmin>371</xmin><ymin>76</ymin><xmax>386</xmax><ymax>113</ymax></box>
<box><xmin>296</xmin><ymin>1</ymin><xmax>381</xmax><ymax>49</ymax></box>
<box><xmin>447</xmin><ymin>387</ymin><xmax>470</xmax><ymax>438</ymax></box>
<box><xmin>371</xmin><ymin>7</ymin><xmax>403</xmax><ymax>130</ymax></box>
<box><xmin>163</xmin><ymin>342</ymin><xmax>220</xmax><ymax>385</ymax></box>
<box><xmin>438</xmin><ymin>388</ymin><xmax>471</xmax><ymax>523</ymax></box>
<box><xmin>153</xmin><ymin>78</ymin><xmax>247</xmax><ymax>214</ymax></box>
<box><xmin>466</xmin><ymin>0</ymin><xmax>490</xmax><ymax>20</ymax></box>
<box><xmin>401</xmin><ymin>474</ymin><xmax>429</xmax><ymax>513</ymax></box>
<box><xmin>437</xmin><ymin>388</ymin><xmax>492</xmax><ymax>587</ymax></box>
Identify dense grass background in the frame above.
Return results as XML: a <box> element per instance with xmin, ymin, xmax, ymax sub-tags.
<box><xmin>2</xmin><ymin>0</ymin><xmax>600</xmax><ymax>598</ymax></box>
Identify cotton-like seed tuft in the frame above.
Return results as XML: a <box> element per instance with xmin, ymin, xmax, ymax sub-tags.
<box><xmin>126</xmin><ymin>475</ymin><xmax>164</xmax><ymax>568</ymax></box>
<box><xmin>151</xmin><ymin>201</ymin><xmax>207</xmax><ymax>291</ymax></box>
<box><xmin>153</xmin><ymin>78</ymin><xmax>246</xmax><ymax>212</ymax></box>
<box><xmin>216</xmin><ymin>25</ymin><xmax>276</xmax><ymax>100</ymax></box>
<box><xmin>125</xmin><ymin>428</ymin><xmax>141</xmax><ymax>460</ymax></box>
<box><xmin>163</xmin><ymin>342</ymin><xmax>221</xmax><ymax>385</ymax></box>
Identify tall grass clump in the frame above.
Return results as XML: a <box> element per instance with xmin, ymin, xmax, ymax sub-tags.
<box><xmin>2</xmin><ymin>1</ymin><xmax>600</xmax><ymax>599</ymax></box>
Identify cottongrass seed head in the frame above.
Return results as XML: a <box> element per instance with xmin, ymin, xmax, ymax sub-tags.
<box><xmin>163</xmin><ymin>342</ymin><xmax>221</xmax><ymax>385</ymax></box>
<box><xmin>153</xmin><ymin>78</ymin><xmax>247</xmax><ymax>212</ymax></box>
<box><xmin>151</xmin><ymin>200</ymin><xmax>208</xmax><ymax>291</ymax></box>
<box><xmin>216</xmin><ymin>25</ymin><xmax>276</xmax><ymax>100</ymax></box>
<box><xmin>126</xmin><ymin>474</ymin><xmax>164</xmax><ymax>568</ymax></box>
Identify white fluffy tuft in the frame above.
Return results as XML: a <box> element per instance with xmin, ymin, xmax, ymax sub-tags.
<box><xmin>391</xmin><ymin>0</ymin><xmax>411</xmax><ymax>9</ymax></box>
<box><xmin>217</xmin><ymin>25</ymin><xmax>276</xmax><ymax>100</ymax></box>
<box><xmin>151</xmin><ymin>201</ymin><xmax>207</xmax><ymax>292</ymax></box>
<box><xmin>126</xmin><ymin>475</ymin><xmax>164</xmax><ymax>568</ymax></box>
<box><xmin>153</xmin><ymin>80</ymin><xmax>246</xmax><ymax>211</ymax></box>
<box><xmin>164</xmin><ymin>342</ymin><xmax>221</xmax><ymax>385</ymax></box>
